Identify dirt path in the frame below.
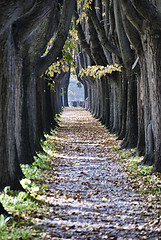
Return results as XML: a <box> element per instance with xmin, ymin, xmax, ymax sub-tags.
<box><xmin>42</xmin><ymin>107</ymin><xmax>161</xmax><ymax>239</ymax></box>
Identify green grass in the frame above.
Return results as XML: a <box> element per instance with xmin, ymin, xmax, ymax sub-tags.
<box><xmin>0</xmin><ymin>131</ymin><xmax>57</xmax><ymax>240</ymax></box>
<box><xmin>117</xmin><ymin>148</ymin><xmax>161</xmax><ymax>200</ymax></box>
<box><xmin>0</xmin><ymin>187</ymin><xmax>44</xmax><ymax>239</ymax></box>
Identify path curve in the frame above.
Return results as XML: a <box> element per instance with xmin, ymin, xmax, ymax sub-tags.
<box><xmin>43</xmin><ymin>107</ymin><xmax>161</xmax><ymax>240</ymax></box>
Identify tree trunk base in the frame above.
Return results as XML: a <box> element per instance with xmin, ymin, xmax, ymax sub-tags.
<box><xmin>137</xmin><ymin>153</ymin><xmax>154</xmax><ymax>166</ymax></box>
<box><xmin>10</xmin><ymin>181</ymin><xmax>25</xmax><ymax>192</ymax></box>
<box><xmin>151</xmin><ymin>165</ymin><xmax>161</xmax><ymax>174</ymax></box>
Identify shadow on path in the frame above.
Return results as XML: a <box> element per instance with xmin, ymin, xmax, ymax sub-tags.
<box><xmin>42</xmin><ymin>107</ymin><xmax>161</xmax><ymax>240</ymax></box>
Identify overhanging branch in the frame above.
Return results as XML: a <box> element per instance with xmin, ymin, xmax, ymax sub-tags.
<box><xmin>38</xmin><ymin>0</ymin><xmax>75</xmax><ymax>76</ymax></box>
<box><xmin>88</xmin><ymin>4</ymin><xmax>121</xmax><ymax>58</ymax></box>
<box><xmin>74</xmin><ymin>10</ymin><xmax>94</xmax><ymax>62</ymax></box>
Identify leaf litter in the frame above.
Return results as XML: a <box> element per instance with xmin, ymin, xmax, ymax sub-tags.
<box><xmin>38</xmin><ymin>107</ymin><xmax>161</xmax><ymax>239</ymax></box>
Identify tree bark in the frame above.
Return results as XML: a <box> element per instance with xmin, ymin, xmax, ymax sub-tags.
<box><xmin>0</xmin><ymin>29</ymin><xmax>23</xmax><ymax>190</ymax></box>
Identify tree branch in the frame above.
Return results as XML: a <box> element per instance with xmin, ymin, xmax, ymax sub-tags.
<box><xmin>114</xmin><ymin>0</ymin><xmax>133</xmax><ymax>67</ymax></box>
<box><xmin>87</xmin><ymin>16</ymin><xmax>108</xmax><ymax>65</ymax></box>
<box><xmin>120</xmin><ymin>0</ymin><xmax>143</xmax><ymax>33</ymax></box>
<box><xmin>103</xmin><ymin>0</ymin><xmax>110</xmax><ymax>37</ymax></box>
<box><xmin>74</xmin><ymin>10</ymin><xmax>94</xmax><ymax>64</ymax></box>
<box><xmin>38</xmin><ymin>0</ymin><xmax>75</xmax><ymax>76</ymax></box>
<box><xmin>0</xmin><ymin>0</ymin><xmax>35</xmax><ymax>35</ymax></box>
<box><xmin>121</xmin><ymin>8</ymin><xmax>142</xmax><ymax>54</ymax></box>
<box><xmin>88</xmin><ymin>3</ymin><xmax>121</xmax><ymax>58</ymax></box>
<box><xmin>131</xmin><ymin>0</ymin><xmax>161</xmax><ymax>30</ymax></box>
<box><xmin>13</xmin><ymin>0</ymin><xmax>55</xmax><ymax>46</ymax></box>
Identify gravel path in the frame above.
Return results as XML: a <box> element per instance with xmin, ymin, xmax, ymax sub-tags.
<box><xmin>42</xmin><ymin>107</ymin><xmax>161</xmax><ymax>240</ymax></box>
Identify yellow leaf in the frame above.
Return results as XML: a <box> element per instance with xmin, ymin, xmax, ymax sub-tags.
<box><xmin>63</xmin><ymin>66</ymin><xmax>69</xmax><ymax>72</ymax></box>
<box><xmin>102</xmin><ymin>197</ymin><xmax>108</xmax><ymax>202</ymax></box>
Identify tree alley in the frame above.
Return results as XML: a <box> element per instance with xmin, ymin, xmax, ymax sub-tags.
<box><xmin>75</xmin><ymin>0</ymin><xmax>161</xmax><ymax>173</ymax></box>
<box><xmin>1</xmin><ymin>0</ymin><xmax>161</xmax><ymax>214</ymax></box>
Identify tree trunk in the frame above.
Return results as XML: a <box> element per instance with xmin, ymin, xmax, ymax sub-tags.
<box><xmin>0</xmin><ymin>29</ymin><xmax>23</xmax><ymax>190</ymax></box>
<box><xmin>136</xmin><ymin>69</ymin><xmax>145</xmax><ymax>156</ymax></box>
<box><xmin>143</xmin><ymin>27</ymin><xmax>161</xmax><ymax>171</ymax></box>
